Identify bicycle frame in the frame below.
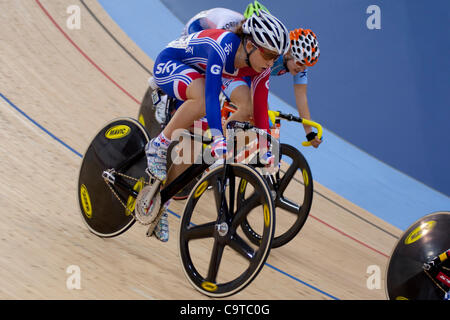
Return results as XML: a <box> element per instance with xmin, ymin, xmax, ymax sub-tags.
<box><xmin>105</xmin><ymin>120</ymin><xmax>274</xmax><ymax>213</ymax></box>
<box><xmin>161</xmin><ymin>121</ymin><xmax>275</xmax><ymax>205</ymax></box>
<box><xmin>160</xmin><ymin>162</ymin><xmax>209</xmax><ymax>203</ymax></box>
<box><xmin>106</xmin><ymin>143</ymin><xmax>209</xmax><ymax>205</ymax></box>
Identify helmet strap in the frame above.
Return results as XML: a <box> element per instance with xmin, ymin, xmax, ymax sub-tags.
<box><xmin>283</xmin><ymin>55</ymin><xmax>289</xmax><ymax>70</ymax></box>
<box><xmin>243</xmin><ymin>37</ymin><xmax>258</xmax><ymax>69</ymax></box>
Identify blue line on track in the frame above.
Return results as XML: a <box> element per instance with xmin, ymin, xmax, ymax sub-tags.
<box><xmin>0</xmin><ymin>93</ymin><xmax>83</xmax><ymax>158</ymax></box>
<box><xmin>265</xmin><ymin>263</ymin><xmax>339</xmax><ymax>300</ymax></box>
<box><xmin>168</xmin><ymin>209</ymin><xmax>338</xmax><ymax>300</ymax></box>
<box><xmin>0</xmin><ymin>91</ymin><xmax>339</xmax><ymax>300</ymax></box>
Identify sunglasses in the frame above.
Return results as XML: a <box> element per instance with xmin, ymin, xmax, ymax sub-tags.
<box><xmin>252</xmin><ymin>43</ymin><xmax>280</xmax><ymax>61</ymax></box>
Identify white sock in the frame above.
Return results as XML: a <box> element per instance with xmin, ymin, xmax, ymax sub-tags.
<box><xmin>154</xmin><ymin>132</ymin><xmax>171</xmax><ymax>148</ymax></box>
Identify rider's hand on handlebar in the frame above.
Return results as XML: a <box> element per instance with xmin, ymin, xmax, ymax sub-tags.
<box><xmin>306</xmin><ymin>132</ymin><xmax>322</xmax><ymax>149</ymax></box>
<box><xmin>211</xmin><ymin>135</ymin><xmax>227</xmax><ymax>160</ymax></box>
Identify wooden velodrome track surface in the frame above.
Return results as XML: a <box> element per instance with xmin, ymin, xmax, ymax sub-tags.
<box><xmin>0</xmin><ymin>0</ymin><xmax>403</xmax><ymax>300</ymax></box>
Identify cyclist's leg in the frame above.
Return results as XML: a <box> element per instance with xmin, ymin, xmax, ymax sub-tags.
<box><xmin>147</xmin><ymin>50</ymin><xmax>205</xmax><ymax>181</ymax></box>
<box><xmin>161</xmin><ymin>77</ymin><xmax>206</xmax><ymax>141</ymax></box>
<box><xmin>139</xmin><ymin>52</ymin><xmax>206</xmax><ymax>241</ymax></box>
<box><xmin>165</xmin><ymin>134</ymin><xmax>199</xmax><ymax>186</ymax></box>
<box><xmin>157</xmin><ymin>79</ymin><xmax>206</xmax><ymax>186</ymax></box>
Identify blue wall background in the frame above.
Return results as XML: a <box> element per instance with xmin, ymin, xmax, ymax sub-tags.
<box><xmin>161</xmin><ymin>0</ymin><xmax>450</xmax><ymax>197</ymax></box>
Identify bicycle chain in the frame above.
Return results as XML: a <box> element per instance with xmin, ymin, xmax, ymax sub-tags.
<box><xmin>102</xmin><ymin>170</ymin><xmax>153</xmax><ymax>226</ymax></box>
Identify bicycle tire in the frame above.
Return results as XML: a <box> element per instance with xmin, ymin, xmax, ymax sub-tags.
<box><xmin>239</xmin><ymin>143</ymin><xmax>313</xmax><ymax>248</ymax></box>
<box><xmin>386</xmin><ymin>211</ymin><xmax>450</xmax><ymax>300</ymax></box>
<box><xmin>77</xmin><ymin>118</ymin><xmax>149</xmax><ymax>237</ymax></box>
<box><xmin>178</xmin><ymin>163</ymin><xmax>275</xmax><ymax>298</ymax></box>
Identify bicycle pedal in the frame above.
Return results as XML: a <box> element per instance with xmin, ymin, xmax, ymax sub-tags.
<box><xmin>135</xmin><ymin>181</ymin><xmax>161</xmax><ymax>225</ymax></box>
<box><xmin>145</xmin><ymin>207</ymin><xmax>164</xmax><ymax>237</ymax></box>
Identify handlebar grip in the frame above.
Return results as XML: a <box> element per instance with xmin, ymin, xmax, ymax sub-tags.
<box><xmin>226</xmin><ymin>120</ymin><xmax>253</xmax><ymax>130</ymax></box>
<box><xmin>301</xmin><ymin>119</ymin><xmax>323</xmax><ymax>147</ymax></box>
<box><xmin>226</xmin><ymin>121</ymin><xmax>273</xmax><ymax>144</ymax></box>
<box><xmin>267</xmin><ymin>110</ymin><xmax>279</xmax><ymax>125</ymax></box>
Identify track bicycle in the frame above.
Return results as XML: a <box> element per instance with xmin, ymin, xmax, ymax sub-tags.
<box><xmin>78</xmin><ymin>116</ymin><xmax>277</xmax><ymax>297</ymax></box>
<box><xmin>138</xmin><ymin>87</ymin><xmax>323</xmax><ymax>248</ymax></box>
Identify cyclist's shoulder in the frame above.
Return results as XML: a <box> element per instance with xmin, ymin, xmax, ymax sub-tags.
<box><xmin>194</xmin><ymin>29</ymin><xmax>239</xmax><ymax>42</ymax></box>
<box><xmin>193</xmin><ymin>29</ymin><xmax>241</xmax><ymax>53</ymax></box>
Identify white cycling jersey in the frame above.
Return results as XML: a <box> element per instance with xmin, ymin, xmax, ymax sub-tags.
<box><xmin>182</xmin><ymin>8</ymin><xmax>244</xmax><ymax>36</ymax></box>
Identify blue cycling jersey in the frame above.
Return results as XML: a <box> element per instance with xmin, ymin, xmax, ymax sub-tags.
<box><xmin>154</xmin><ymin>29</ymin><xmax>271</xmax><ymax>133</ymax></box>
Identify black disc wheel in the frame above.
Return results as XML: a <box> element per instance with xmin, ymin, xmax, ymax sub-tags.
<box><xmin>386</xmin><ymin>211</ymin><xmax>450</xmax><ymax>300</ymax></box>
<box><xmin>179</xmin><ymin>163</ymin><xmax>275</xmax><ymax>297</ymax></box>
<box><xmin>239</xmin><ymin>143</ymin><xmax>313</xmax><ymax>248</ymax></box>
<box><xmin>78</xmin><ymin>118</ymin><xmax>149</xmax><ymax>237</ymax></box>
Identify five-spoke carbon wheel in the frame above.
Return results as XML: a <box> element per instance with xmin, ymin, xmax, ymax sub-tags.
<box><xmin>179</xmin><ymin>163</ymin><xmax>275</xmax><ymax>297</ymax></box>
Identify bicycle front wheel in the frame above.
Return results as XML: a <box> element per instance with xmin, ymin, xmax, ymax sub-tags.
<box><xmin>178</xmin><ymin>163</ymin><xmax>275</xmax><ymax>298</ymax></box>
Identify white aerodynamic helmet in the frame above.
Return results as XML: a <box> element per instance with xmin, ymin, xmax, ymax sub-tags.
<box><xmin>242</xmin><ymin>10</ymin><xmax>290</xmax><ymax>55</ymax></box>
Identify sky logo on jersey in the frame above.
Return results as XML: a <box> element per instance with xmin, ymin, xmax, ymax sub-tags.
<box><xmin>210</xmin><ymin>64</ymin><xmax>222</xmax><ymax>75</ymax></box>
<box><xmin>224</xmin><ymin>42</ymin><xmax>233</xmax><ymax>55</ymax></box>
<box><xmin>185</xmin><ymin>46</ymin><xmax>194</xmax><ymax>55</ymax></box>
<box><xmin>155</xmin><ymin>60</ymin><xmax>178</xmax><ymax>75</ymax></box>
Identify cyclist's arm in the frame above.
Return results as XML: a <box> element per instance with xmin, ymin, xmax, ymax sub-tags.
<box><xmin>293</xmin><ymin>83</ymin><xmax>313</xmax><ymax>134</ymax></box>
<box><xmin>204</xmin><ymin>51</ymin><xmax>225</xmax><ymax>136</ymax></box>
<box><xmin>294</xmin><ymin>83</ymin><xmax>322</xmax><ymax>148</ymax></box>
<box><xmin>292</xmin><ymin>70</ymin><xmax>312</xmax><ymax>133</ymax></box>
<box><xmin>203</xmin><ymin>30</ymin><xmax>241</xmax><ymax>136</ymax></box>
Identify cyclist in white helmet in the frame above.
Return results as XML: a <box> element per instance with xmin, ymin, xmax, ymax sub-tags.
<box><xmin>137</xmin><ymin>10</ymin><xmax>290</xmax><ymax>242</ymax></box>
<box><xmin>147</xmin><ymin>8</ymin><xmax>244</xmax><ymax>91</ymax></box>
<box><xmin>148</xmin><ymin>8</ymin><xmax>245</xmax><ymax>124</ymax></box>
